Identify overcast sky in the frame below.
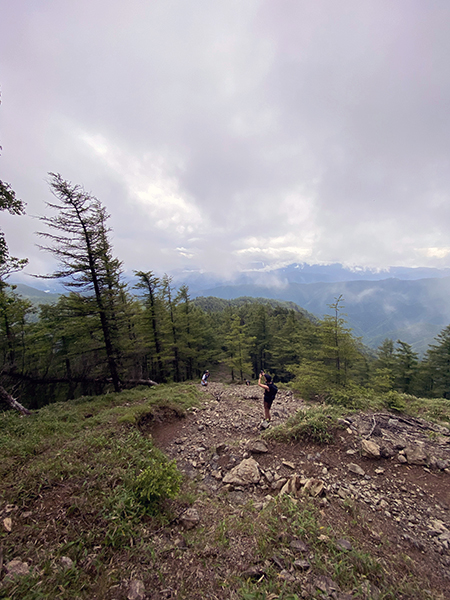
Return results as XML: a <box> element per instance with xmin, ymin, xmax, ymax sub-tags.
<box><xmin>2</xmin><ymin>0</ymin><xmax>450</xmax><ymax>284</ymax></box>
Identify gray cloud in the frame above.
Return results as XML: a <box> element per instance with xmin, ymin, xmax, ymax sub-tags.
<box><xmin>2</xmin><ymin>0</ymin><xmax>450</xmax><ymax>285</ymax></box>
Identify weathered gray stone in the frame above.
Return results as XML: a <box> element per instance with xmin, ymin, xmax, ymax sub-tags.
<box><xmin>127</xmin><ymin>579</ymin><xmax>145</xmax><ymax>600</ymax></box>
<box><xmin>241</xmin><ymin>565</ymin><xmax>266</xmax><ymax>580</ymax></box>
<box><xmin>361</xmin><ymin>439</ymin><xmax>381</xmax><ymax>458</ymax></box>
<box><xmin>247</xmin><ymin>439</ymin><xmax>269</xmax><ymax>454</ymax></box>
<box><xmin>436</xmin><ymin>458</ymin><xmax>450</xmax><ymax>470</ymax></box>
<box><xmin>60</xmin><ymin>556</ymin><xmax>74</xmax><ymax>570</ymax></box>
<box><xmin>348</xmin><ymin>463</ymin><xmax>365</xmax><ymax>476</ymax></box>
<box><xmin>380</xmin><ymin>442</ymin><xmax>395</xmax><ymax>458</ymax></box>
<box><xmin>271</xmin><ymin>478</ymin><xmax>287</xmax><ymax>490</ymax></box>
<box><xmin>293</xmin><ymin>559</ymin><xmax>311</xmax><ymax>571</ymax></box>
<box><xmin>280</xmin><ymin>478</ymin><xmax>297</xmax><ymax>496</ymax></box>
<box><xmin>405</xmin><ymin>445</ymin><xmax>427</xmax><ymax>466</ymax></box>
<box><xmin>222</xmin><ymin>457</ymin><xmax>261</xmax><ymax>486</ymax></box>
<box><xmin>336</xmin><ymin>538</ymin><xmax>352</xmax><ymax>551</ymax></box>
<box><xmin>180</xmin><ymin>507</ymin><xmax>200</xmax><ymax>529</ymax></box>
<box><xmin>278</xmin><ymin>569</ymin><xmax>296</xmax><ymax>582</ymax></box>
<box><xmin>315</xmin><ymin>575</ymin><xmax>339</xmax><ymax>594</ymax></box>
<box><xmin>290</xmin><ymin>539</ymin><xmax>309</xmax><ymax>553</ymax></box>
<box><xmin>5</xmin><ymin>559</ymin><xmax>30</xmax><ymax>579</ymax></box>
<box><xmin>302</xmin><ymin>478</ymin><xmax>325</xmax><ymax>497</ymax></box>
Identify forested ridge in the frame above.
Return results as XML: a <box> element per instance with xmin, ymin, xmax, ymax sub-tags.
<box><xmin>1</xmin><ymin>174</ymin><xmax>450</xmax><ymax>412</ymax></box>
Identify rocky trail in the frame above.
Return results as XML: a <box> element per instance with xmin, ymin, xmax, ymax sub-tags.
<box><xmin>148</xmin><ymin>382</ymin><xmax>450</xmax><ymax>599</ymax></box>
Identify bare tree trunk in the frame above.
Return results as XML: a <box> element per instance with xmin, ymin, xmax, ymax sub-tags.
<box><xmin>0</xmin><ymin>384</ymin><xmax>31</xmax><ymax>415</ymax></box>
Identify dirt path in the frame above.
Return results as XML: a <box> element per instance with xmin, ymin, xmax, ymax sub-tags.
<box><xmin>150</xmin><ymin>382</ymin><xmax>450</xmax><ymax>598</ymax></box>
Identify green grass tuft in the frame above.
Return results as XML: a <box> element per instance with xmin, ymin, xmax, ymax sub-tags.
<box><xmin>265</xmin><ymin>404</ymin><xmax>345</xmax><ymax>444</ymax></box>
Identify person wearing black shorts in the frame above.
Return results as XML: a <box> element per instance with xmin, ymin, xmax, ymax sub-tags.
<box><xmin>258</xmin><ymin>371</ymin><xmax>274</xmax><ymax>422</ymax></box>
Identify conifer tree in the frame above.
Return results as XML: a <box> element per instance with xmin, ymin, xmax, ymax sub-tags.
<box><xmin>0</xmin><ymin>178</ymin><xmax>31</xmax><ymax>413</ymax></box>
<box><xmin>422</xmin><ymin>326</ymin><xmax>450</xmax><ymax>398</ymax></box>
<box><xmin>223</xmin><ymin>314</ymin><xmax>255</xmax><ymax>382</ymax></box>
<box><xmin>393</xmin><ymin>340</ymin><xmax>418</xmax><ymax>394</ymax></box>
<box><xmin>134</xmin><ymin>271</ymin><xmax>166</xmax><ymax>382</ymax></box>
<box><xmin>160</xmin><ymin>275</ymin><xmax>181</xmax><ymax>381</ymax></box>
<box><xmin>38</xmin><ymin>174</ymin><xmax>123</xmax><ymax>392</ymax></box>
<box><xmin>320</xmin><ymin>295</ymin><xmax>360</xmax><ymax>386</ymax></box>
<box><xmin>370</xmin><ymin>338</ymin><xmax>396</xmax><ymax>393</ymax></box>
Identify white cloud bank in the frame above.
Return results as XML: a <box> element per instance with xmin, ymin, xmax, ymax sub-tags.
<box><xmin>2</xmin><ymin>0</ymin><xmax>450</xmax><ymax>283</ymax></box>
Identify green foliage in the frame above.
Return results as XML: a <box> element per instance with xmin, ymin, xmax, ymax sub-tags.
<box><xmin>265</xmin><ymin>404</ymin><xmax>345</xmax><ymax>444</ymax></box>
<box><xmin>422</xmin><ymin>323</ymin><xmax>450</xmax><ymax>398</ymax></box>
<box><xmin>223</xmin><ymin>313</ymin><xmax>255</xmax><ymax>381</ymax></box>
<box><xmin>237</xmin><ymin>495</ymin><xmax>392</xmax><ymax>599</ymax></box>
<box><xmin>0</xmin><ymin>384</ymin><xmax>195</xmax><ymax>598</ymax></box>
<box><xmin>370</xmin><ymin>366</ymin><xmax>394</xmax><ymax>393</ymax></box>
<box><xmin>393</xmin><ymin>340</ymin><xmax>419</xmax><ymax>395</ymax></box>
<box><xmin>287</xmin><ymin>359</ymin><xmax>331</xmax><ymax>400</ymax></box>
<box><xmin>0</xmin><ymin>382</ymin><xmax>446</xmax><ymax>599</ymax></box>
<box><xmin>382</xmin><ymin>390</ymin><xmax>407</xmax><ymax>413</ymax></box>
<box><xmin>0</xmin><ymin>180</ymin><xmax>28</xmax><ymax>279</ymax></box>
<box><xmin>327</xmin><ymin>383</ymin><xmax>381</xmax><ymax>410</ymax></box>
<box><xmin>133</xmin><ymin>452</ymin><xmax>182</xmax><ymax>511</ymax></box>
<box><xmin>0</xmin><ymin>384</ymin><xmax>200</xmax><ymax>485</ymax></box>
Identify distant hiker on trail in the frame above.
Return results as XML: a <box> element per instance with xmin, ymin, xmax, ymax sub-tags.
<box><xmin>201</xmin><ymin>370</ymin><xmax>210</xmax><ymax>387</ymax></box>
<box><xmin>258</xmin><ymin>371</ymin><xmax>278</xmax><ymax>423</ymax></box>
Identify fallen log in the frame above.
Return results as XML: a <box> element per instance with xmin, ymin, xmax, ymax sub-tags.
<box><xmin>0</xmin><ymin>384</ymin><xmax>31</xmax><ymax>416</ymax></box>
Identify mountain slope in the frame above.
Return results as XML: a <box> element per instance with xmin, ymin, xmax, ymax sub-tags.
<box><xmin>192</xmin><ymin>277</ymin><xmax>450</xmax><ymax>353</ymax></box>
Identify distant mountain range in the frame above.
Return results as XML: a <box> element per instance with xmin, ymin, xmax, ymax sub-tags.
<box><xmin>171</xmin><ymin>262</ymin><xmax>450</xmax><ymax>290</ymax></box>
<box><xmin>169</xmin><ymin>263</ymin><xmax>450</xmax><ymax>354</ymax></box>
<box><xmin>10</xmin><ymin>263</ymin><xmax>450</xmax><ymax>355</ymax></box>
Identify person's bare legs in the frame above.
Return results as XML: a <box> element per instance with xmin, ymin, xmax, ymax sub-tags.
<box><xmin>264</xmin><ymin>402</ymin><xmax>271</xmax><ymax>421</ymax></box>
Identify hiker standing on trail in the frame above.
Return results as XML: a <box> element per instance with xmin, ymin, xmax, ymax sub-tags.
<box><xmin>258</xmin><ymin>371</ymin><xmax>277</xmax><ymax>422</ymax></box>
<box><xmin>201</xmin><ymin>370</ymin><xmax>210</xmax><ymax>387</ymax></box>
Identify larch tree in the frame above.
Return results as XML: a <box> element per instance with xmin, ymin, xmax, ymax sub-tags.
<box><xmin>393</xmin><ymin>340</ymin><xmax>418</xmax><ymax>395</ymax></box>
<box><xmin>160</xmin><ymin>275</ymin><xmax>181</xmax><ymax>382</ymax></box>
<box><xmin>0</xmin><ymin>174</ymin><xmax>31</xmax><ymax>414</ymax></box>
<box><xmin>422</xmin><ymin>325</ymin><xmax>450</xmax><ymax>398</ymax></box>
<box><xmin>37</xmin><ymin>173</ymin><xmax>123</xmax><ymax>392</ymax></box>
<box><xmin>134</xmin><ymin>270</ymin><xmax>166</xmax><ymax>382</ymax></box>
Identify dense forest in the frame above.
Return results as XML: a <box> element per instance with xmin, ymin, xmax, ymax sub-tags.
<box><xmin>1</xmin><ymin>174</ymin><xmax>450</xmax><ymax>411</ymax></box>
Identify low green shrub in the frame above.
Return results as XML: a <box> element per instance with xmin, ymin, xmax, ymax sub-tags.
<box><xmin>265</xmin><ymin>405</ymin><xmax>344</xmax><ymax>444</ymax></box>
<box><xmin>327</xmin><ymin>383</ymin><xmax>381</xmax><ymax>411</ymax></box>
<box><xmin>133</xmin><ymin>450</ymin><xmax>182</xmax><ymax>512</ymax></box>
<box><xmin>381</xmin><ymin>390</ymin><xmax>407</xmax><ymax>413</ymax></box>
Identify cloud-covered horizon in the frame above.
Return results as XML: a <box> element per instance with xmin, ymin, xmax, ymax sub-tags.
<box><xmin>2</xmin><ymin>0</ymin><xmax>450</xmax><ymax>283</ymax></box>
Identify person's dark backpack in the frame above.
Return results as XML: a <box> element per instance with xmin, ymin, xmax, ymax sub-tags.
<box><xmin>268</xmin><ymin>382</ymin><xmax>278</xmax><ymax>401</ymax></box>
